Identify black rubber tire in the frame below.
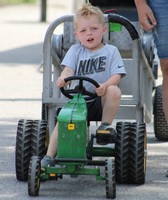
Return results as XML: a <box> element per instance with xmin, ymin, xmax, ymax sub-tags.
<box><xmin>15</xmin><ymin>119</ymin><xmax>33</xmax><ymax>181</ymax></box>
<box><xmin>41</xmin><ymin>103</ymin><xmax>47</xmax><ymax>121</ymax></box>
<box><xmin>129</xmin><ymin>122</ymin><xmax>146</xmax><ymax>184</ymax></box>
<box><xmin>31</xmin><ymin>120</ymin><xmax>48</xmax><ymax>159</ymax></box>
<box><xmin>105</xmin><ymin>157</ymin><xmax>116</xmax><ymax>199</ymax></box>
<box><xmin>28</xmin><ymin>156</ymin><xmax>41</xmax><ymax>196</ymax></box>
<box><xmin>153</xmin><ymin>85</ymin><xmax>168</xmax><ymax>140</ymax></box>
<box><xmin>115</xmin><ymin>122</ymin><xmax>130</xmax><ymax>183</ymax></box>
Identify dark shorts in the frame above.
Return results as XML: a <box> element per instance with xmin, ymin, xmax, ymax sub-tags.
<box><xmin>57</xmin><ymin>97</ymin><xmax>102</xmax><ymax>124</ymax></box>
<box><xmin>148</xmin><ymin>0</ymin><xmax>168</xmax><ymax>58</ymax></box>
<box><xmin>87</xmin><ymin>96</ymin><xmax>102</xmax><ymax>122</ymax></box>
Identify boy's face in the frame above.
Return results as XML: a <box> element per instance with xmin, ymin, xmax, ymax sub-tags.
<box><xmin>74</xmin><ymin>15</ymin><xmax>106</xmax><ymax>51</ymax></box>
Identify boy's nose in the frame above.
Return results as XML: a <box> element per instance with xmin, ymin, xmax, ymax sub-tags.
<box><xmin>87</xmin><ymin>29</ymin><xmax>92</xmax><ymax>35</ymax></box>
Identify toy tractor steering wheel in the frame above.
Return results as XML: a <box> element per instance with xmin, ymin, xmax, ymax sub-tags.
<box><xmin>60</xmin><ymin>76</ymin><xmax>100</xmax><ymax>101</ymax></box>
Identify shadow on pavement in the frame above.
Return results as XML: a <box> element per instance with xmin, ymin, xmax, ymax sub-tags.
<box><xmin>0</xmin><ymin>42</ymin><xmax>43</xmax><ymax>65</ymax></box>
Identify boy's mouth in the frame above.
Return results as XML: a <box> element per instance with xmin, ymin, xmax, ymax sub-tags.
<box><xmin>87</xmin><ymin>38</ymin><xmax>94</xmax><ymax>42</ymax></box>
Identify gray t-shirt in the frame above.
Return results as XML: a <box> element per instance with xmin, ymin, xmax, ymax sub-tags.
<box><xmin>61</xmin><ymin>43</ymin><xmax>126</xmax><ymax>92</ymax></box>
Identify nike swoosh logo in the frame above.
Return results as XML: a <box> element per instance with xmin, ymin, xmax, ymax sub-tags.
<box><xmin>118</xmin><ymin>65</ymin><xmax>124</xmax><ymax>68</ymax></box>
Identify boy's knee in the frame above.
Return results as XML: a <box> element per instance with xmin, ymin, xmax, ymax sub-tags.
<box><xmin>106</xmin><ymin>85</ymin><xmax>121</xmax><ymax>99</ymax></box>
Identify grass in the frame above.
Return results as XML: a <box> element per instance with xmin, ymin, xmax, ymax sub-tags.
<box><xmin>0</xmin><ymin>0</ymin><xmax>37</xmax><ymax>5</ymax></box>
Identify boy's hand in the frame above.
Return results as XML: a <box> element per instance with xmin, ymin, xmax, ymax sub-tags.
<box><xmin>56</xmin><ymin>67</ymin><xmax>74</xmax><ymax>88</ymax></box>
<box><xmin>95</xmin><ymin>84</ymin><xmax>106</xmax><ymax>96</ymax></box>
<box><xmin>56</xmin><ymin>76</ymin><xmax>66</xmax><ymax>88</ymax></box>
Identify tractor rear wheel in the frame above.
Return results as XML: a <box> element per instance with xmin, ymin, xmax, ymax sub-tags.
<box><xmin>129</xmin><ymin>122</ymin><xmax>146</xmax><ymax>184</ymax></box>
<box><xmin>115</xmin><ymin>122</ymin><xmax>130</xmax><ymax>183</ymax></box>
<box><xmin>31</xmin><ymin>120</ymin><xmax>48</xmax><ymax>158</ymax></box>
<box><xmin>153</xmin><ymin>85</ymin><xmax>168</xmax><ymax>140</ymax></box>
<box><xmin>15</xmin><ymin>119</ymin><xmax>32</xmax><ymax>181</ymax></box>
<box><xmin>28</xmin><ymin>156</ymin><xmax>41</xmax><ymax>196</ymax></box>
<box><xmin>105</xmin><ymin>157</ymin><xmax>116</xmax><ymax>199</ymax></box>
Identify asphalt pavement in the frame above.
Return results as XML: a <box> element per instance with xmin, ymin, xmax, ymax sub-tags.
<box><xmin>0</xmin><ymin>1</ymin><xmax>168</xmax><ymax>200</ymax></box>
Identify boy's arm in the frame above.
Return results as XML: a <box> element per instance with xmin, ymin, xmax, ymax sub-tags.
<box><xmin>56</xmin><ymin>66</ymin><xmax>74</xmax><ymax>88</ymax></box>
<box><xmin>95</xmin><ymin>74</ymin><xmax>121</xmax><ymax>96</ymax></box>
<box><xmin>104</xmin><ymin>74</ymin><xmax>121</xmax><ymax>87</ymax></box>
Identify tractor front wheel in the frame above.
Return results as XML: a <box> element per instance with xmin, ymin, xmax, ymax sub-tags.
<box><xmin>105</xmin><ymin>157</ymin><xmax>116</xmax><ymax>199</ymax></box>
<box><xmin>28</xmin><ymin>156</ymin><xmax>41</xmax><ymax>196</ymax></box>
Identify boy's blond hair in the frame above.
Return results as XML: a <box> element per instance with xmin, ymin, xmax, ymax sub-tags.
<box><xmin>74</xmin><ymin>2</ymin><xmax>105</xmax><ymax>29</ymax></box>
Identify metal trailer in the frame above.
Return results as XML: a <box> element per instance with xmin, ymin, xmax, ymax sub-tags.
<box><xmin>42</xmin><ymin>14</ymin><xmax>156</xmax><ymax>134</ymax></box>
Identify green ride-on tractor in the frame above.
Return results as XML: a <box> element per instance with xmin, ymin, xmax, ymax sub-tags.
<box><xmin>15</xmin><ymin>12</ymin><xmax>154</xmax><ymax>198</ymax></box>
<box><xmin>29</xmin><ymin>75</ymin><xmax>117</xmax><ymax>198</ymax></box>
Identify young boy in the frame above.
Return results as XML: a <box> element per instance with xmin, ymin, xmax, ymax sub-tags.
<box><xmin>41</xmin><ymin>2</ymin><xmax>126</xmax><ymax>168</ymax></box>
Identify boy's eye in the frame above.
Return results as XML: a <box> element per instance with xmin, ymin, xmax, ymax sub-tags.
<box><xmin>80</xmin><ymin>30</ymin><xmax>85</xmax><ymax>33</ymax></box>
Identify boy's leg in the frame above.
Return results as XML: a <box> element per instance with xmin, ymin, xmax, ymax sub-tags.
<box><xmin>101</xmin><ymin>85</ymin><xmax>121</xmax><ymax>124</ymax></box>
<box><xmin>46</xmin><ymin>123</ymin><xmax>58</xmax><ymax>158</ymax></box>
<box><xmin>96</xmin><ymin>85</ymin><xmax>121</xmax><ymax>144</ymax></box>
<box><xmin>41</xmin><ymin>123</ymin><xmax>58</xmax><ymax>168</ymax></box>
<box><xmin>87</xmin><ymin>85</ymin><xmax>121</xmax><ymax>124</ymax></box>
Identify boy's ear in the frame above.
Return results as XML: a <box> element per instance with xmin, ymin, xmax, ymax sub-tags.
<box><xmin>103</xmin><ymin>25</ymin><xmax>107</xmax><ymax>33</ymax></box>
